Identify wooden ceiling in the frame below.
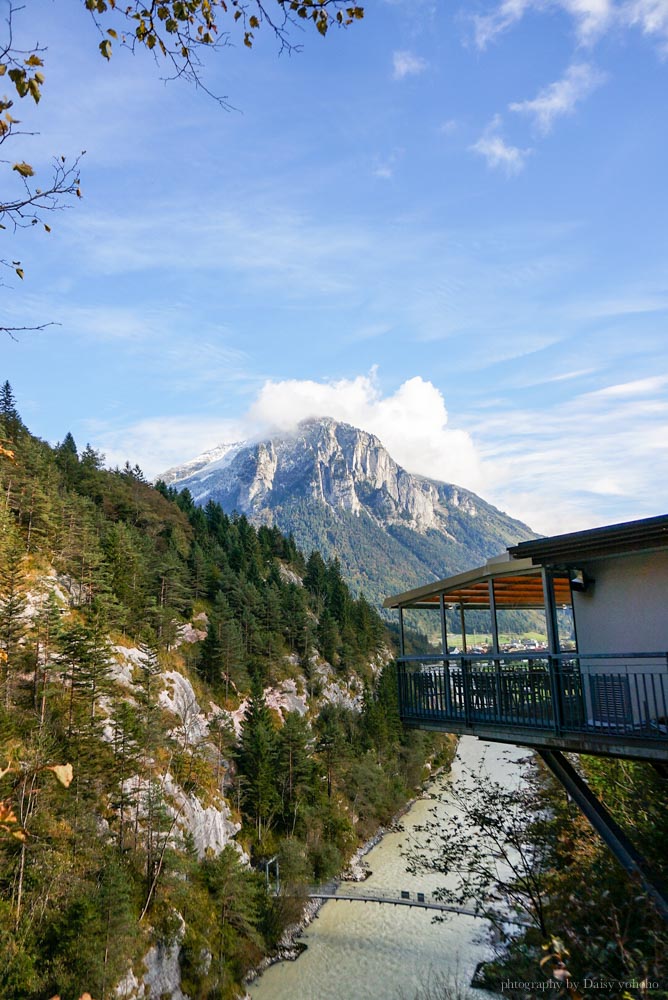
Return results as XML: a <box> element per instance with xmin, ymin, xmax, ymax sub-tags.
<box><xmin>388</xmin><ymin>569</ymin><xmax>572</xmax><ymax>610</ymax></box>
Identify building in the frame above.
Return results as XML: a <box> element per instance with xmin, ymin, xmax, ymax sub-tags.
<box><xmin>384</xmin><ymin>513</ymin><xmax>668</xmax><ymax>918</ymax></box>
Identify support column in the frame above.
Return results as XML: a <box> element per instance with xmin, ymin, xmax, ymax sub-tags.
<box><xmin>541</xmin><ymin>567</ymin><xmax>560</xmax><ymax>655</ymax></box>
<box><xmin>542</xmin><ymin>568</ymin><xmax>563</xmax><ymax>732</ymax></box>
<box><xmin>488</xmin><ymin>579</ymin><xmax>502</xmax><ymax>718</ymax></box>
<box><xmin>488</xmin><ymin>579</ymin><xmax>500</xmax><ymax>654</ymax></box>
<box><xmin>539</xmin><ymin>750</ymin><xmax>668</xmax><ymax>924</ymax></box>
<box><xmin>459</xmin><ymin>603</ymin><xmax>467</xmax><ymax>653</ymax></box>
<box><xmin>399</xmin><ymin>606</ymin><xmax>405</xmax><ymax>658</ymax></box>
<box><xmin>439</xmin><ymin>594</ymin><xmax>452</xmax><ymax>715</ymax></box>
<box><xmin>439</xmin><ymin>594</ymin><xmax>448</xmax><ymax>656</ymax></box>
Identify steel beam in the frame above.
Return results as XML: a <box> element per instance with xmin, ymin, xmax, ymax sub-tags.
<box><xmin>538</xmin><ymin>749</ymin><xmax>668</xmax><ymax>924</ymax></box>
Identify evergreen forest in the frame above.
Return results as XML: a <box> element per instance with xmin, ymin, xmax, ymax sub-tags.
<box><xmin>0</xmin><ymin>382</ymin><xmax>446</xmax><ymax>999</ymax></box>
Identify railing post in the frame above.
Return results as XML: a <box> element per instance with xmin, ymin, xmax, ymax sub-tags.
<box><xmin>548</xmin><ymin>655</ymin><xmax>564</xmax><ymax>734</ymax></box>
<box><xmin>462</xmin><ymin>657</ymin><xmax>472</xmax><ymax>727</ymax></box>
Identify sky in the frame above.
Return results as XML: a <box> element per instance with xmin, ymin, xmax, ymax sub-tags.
<box><xmin>2</xmin><ymin>0</ymin><xmax>668</xmax><ymax>535</ymax></box>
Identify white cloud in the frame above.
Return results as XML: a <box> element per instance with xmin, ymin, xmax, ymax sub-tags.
<box><xmin>90</xmin><ymin>367</ymin><xmax>668</xmax><ymax>538</ymax></box>
<box><xmin>97</xmin><ymin>371</ymin><xmax>483</xmax><ymax>488</ymax></box>
<box><xmin>392</xmin><ymin>50</ymin><xmax>428</xmax><ymax>79</ymax></box>
<box><xmin>583</xmin><ymin>374</ymin><xmax>668</xmax><ymax>397</ymax></box>
<box><xmin>623</xmin><ymin>0</ymin><xmax>668</xmax><ymax>49</ymax></box>
<box><xmin>89</xmin><ymin>416</ymin><xmax>248</xmax><ymax>478</ymax></box>
<box><xmin>438</xmin><ymin>119</ymin><xmax>458</xmax><ymax>135</ymax></box>
<box><xmin>470</xmin><ymin>117</ymin><xmax>532</xmax><ymax>174</ymax></box>
<box><xmin>510</xmin><ymin>63</ymin><xmax>606</xmax><ymax>133</ymax></box>
<box><xmin>246</xmin><ymin>371</ymin><xmax>484</xmax><ymax>490</ymax></box>
<box><xmin>561</xmin><ymin>0</ymin><xmax>614</xmax><ymax>41</ymax></box>
<box><xmin>471</xmin><ymin>376</ymin><xmax>668</xmax><ymax>532</ymax></box>
<box><xmin>472</xmin><ymin>0</ymin><xmax>668</xmax><ymax>49</ymax></box>
<box><xmin>473</xmin><ymin>0</ymin><xmax>534</xmax><ymax>49</ymax></box>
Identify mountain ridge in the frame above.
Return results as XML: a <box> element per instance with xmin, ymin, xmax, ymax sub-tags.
<box><xmin>163</xmin><ymin>417</ymin><xmax>537</xmax><ymax>607</ymax></box>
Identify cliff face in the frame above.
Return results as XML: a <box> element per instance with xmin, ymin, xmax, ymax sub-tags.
<box><xmin>166</xmin><ymin>418</ymin><xmax>478</xmax><ymax>533</ymax></box>
<box><xmin>166</xmin><ymin>417</ymin><xmax>535</xmax><ymax>604</ymax></box>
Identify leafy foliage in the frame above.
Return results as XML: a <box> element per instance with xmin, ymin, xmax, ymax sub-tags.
<box><xmin>0</xmin><ymin>383</ymin><xmax>443</xmax><ymax>998</ymax></box>
<box><xmin>405</xmin><ymin>756</ymin><xmax>668</xmax><ymax>999</ymax></box>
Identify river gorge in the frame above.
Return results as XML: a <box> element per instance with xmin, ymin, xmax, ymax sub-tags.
<box><xmin>248</xmin><ymin>737</ymin><xmax>527</xmax><ymax>1000</ymax></box>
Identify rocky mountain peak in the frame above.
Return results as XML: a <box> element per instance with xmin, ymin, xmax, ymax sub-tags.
<box><xmin>165</xmin><ymin>417</ymin><xmax>445</xmax><ymax>532</ymax></box>
<box><xmin>162</xmin><ymin>417</ymin><xmax>534</xmax><ymax>608</ymax></box>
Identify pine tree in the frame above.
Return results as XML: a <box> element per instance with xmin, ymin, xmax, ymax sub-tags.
<box><xmin>237</xmin><ymin>684</ymin><xmax>280</xmax><ymax>842</ymax></box>
<box><xmin>0</xmin><ymin>381</ymin><xmax>23</xmax><ymax>443</ymax></box>
<box><xmin>277</xmin><ymin>711</ymin><xmax>313</xmax><ymax>833</ymax></box>
<box><xmin>0</xmin><ymin>512</ymin><xmax>27</xmax><ymax>708</ymax></box>
<box><xmin>55</xmin><ymin>431</ymin><xmax>80</xmax><ymax>487</ymax></box>
<box><xmin>29</xmin><ymin>587</ymin><xmax>63</xmax><ymax>723</ymax></box>
<box><xmin>199</xmin><ymin>592</ymin><xmax>246</xmax><ymax>696</ymax></box>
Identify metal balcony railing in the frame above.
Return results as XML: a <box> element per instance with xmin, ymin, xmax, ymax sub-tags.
<box><xmin>397</xmin><ymin>652</ymin><xmax>668</xmax><ymax>742</ymax></box>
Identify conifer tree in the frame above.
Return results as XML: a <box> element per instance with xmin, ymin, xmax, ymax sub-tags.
<box><xmin>199</xmin><ymin>591</ymin><xmax>246</xmax><ymax>696</ymax></box>
<box><xmin>0</xmin><ymin>381</ymin><xmax>23</xmax><ymax>442</ymax></box>
<box><xmin>55</xmin><ymin>431</ymin><xmax>80</xmax><ymax>487</ymax></box>
<box><xmin>237</xmin><ymin>683</ymin><xmax>280</xmax><ymax>842</ymax></box>
<box><xmin>0</xmin><ymin>512</ymin><xmax>27</xmax><ymax>708</ymax></box>
<box><xmin>29</xmin><ymin>587</ymin><xmax>63</xmax><ymax>723</ymax></box>
<box><xmin>278</xmin><ymin>711</ymin><xmax>313</xmax><ymax>833</ymax></box>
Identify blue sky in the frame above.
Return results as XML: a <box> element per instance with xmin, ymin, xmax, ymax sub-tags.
<box><xmin>2</xmin><ymin>0</ymin><xmax>667</xmax><ymax>534</ymax></box>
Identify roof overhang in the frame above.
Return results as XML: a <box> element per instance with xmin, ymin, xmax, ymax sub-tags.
<box><xmin>508</xmin><ymin>513</ymin><xmax>668</xmax><ymax>565</ymax></box>
<box><xmin>384</xmin><ymin>557</ymin><xmax>572</xmax><ymax>611</ymax></box>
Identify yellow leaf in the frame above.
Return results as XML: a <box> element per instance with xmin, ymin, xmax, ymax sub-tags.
<box><xmin>15</xmin><ymin>268</ymin><xmax>24</xmax><ymax>280</ymax></box>
<box><xmin>249</xmin><ymin>14</ymin><xmax>259</xmax><ymax>27</ymax></box>
<box><xmin>12</xmin><ymin>161</ymin><xmax>34</xmax><ymax>178</ymax></box>
<box><xmin>25</xmin><ymin>54</ymin><xmax>44</xmax><ymax>67</ymax></box>
<box><xmin>0</xmin><ymin>64</ymin><xmax>7</xmax><ymax>76</ymax></box>
<box><xmin>49</xmin><ymin>763</ymin><xmax>74</xmax><ymax>787</ymax></box>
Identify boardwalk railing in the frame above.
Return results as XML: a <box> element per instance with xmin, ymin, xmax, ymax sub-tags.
<box><xmin>304</xmin><ymin>881</ymin><xmax>531</xmax><ymax>926</ymax></box>
<box><xmin>397</xmin><ymin>652</ymin><xmax>668</xmax><ymax>742</ymax></box>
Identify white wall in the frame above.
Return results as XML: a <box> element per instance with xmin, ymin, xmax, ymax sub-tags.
<box><xmin>571</xmin><ymin>550</ymin><xmax>668</xmax><ymax>725</ymax></box>
<box><xmin>573</xmin><ymin>550</ymin><xmax>668</xmax><ymax>657</ymax></box>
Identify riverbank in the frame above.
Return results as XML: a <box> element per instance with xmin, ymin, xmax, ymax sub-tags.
<box><xmin>242</xmin><ymin>794</ymin><xmax>426</xmax><ymax>988</ymax></box>
<box><xmin>243</xmin><ymin>744</ymin><xmax>458</xmax><ymax>990</ymax></box>
<box><xmin>246</xmin><ymin>738</ymin><xmax>523</xmax><ymax>1000</ymax></box>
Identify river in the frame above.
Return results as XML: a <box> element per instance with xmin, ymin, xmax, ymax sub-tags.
<box><xmin>248</xmin><ymin>737</ymin><xmax>527</xmax><ymax>1000</ymax></box>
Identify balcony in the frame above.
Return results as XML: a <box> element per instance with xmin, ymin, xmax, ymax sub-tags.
<box><xmin>397</xmin><ymin>651</ymin><xmax>668</xmax><ymax>763</ymax></box>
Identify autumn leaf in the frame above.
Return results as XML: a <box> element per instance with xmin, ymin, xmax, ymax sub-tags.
<box><xmin>12</xmin><ymin>161</ymin><xmax>34</xmax><ymax>178</ymax></box>
<box><xmin>49</xmin><ymin>763</ymin><xmax>74</xmax><ymax>787</ymax></box>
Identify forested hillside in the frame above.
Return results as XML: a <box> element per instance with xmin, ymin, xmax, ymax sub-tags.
<box><xmin>0</xmin><ymin>383</ymin><xmax>446</xmax><ymax>1000</ymax></box>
